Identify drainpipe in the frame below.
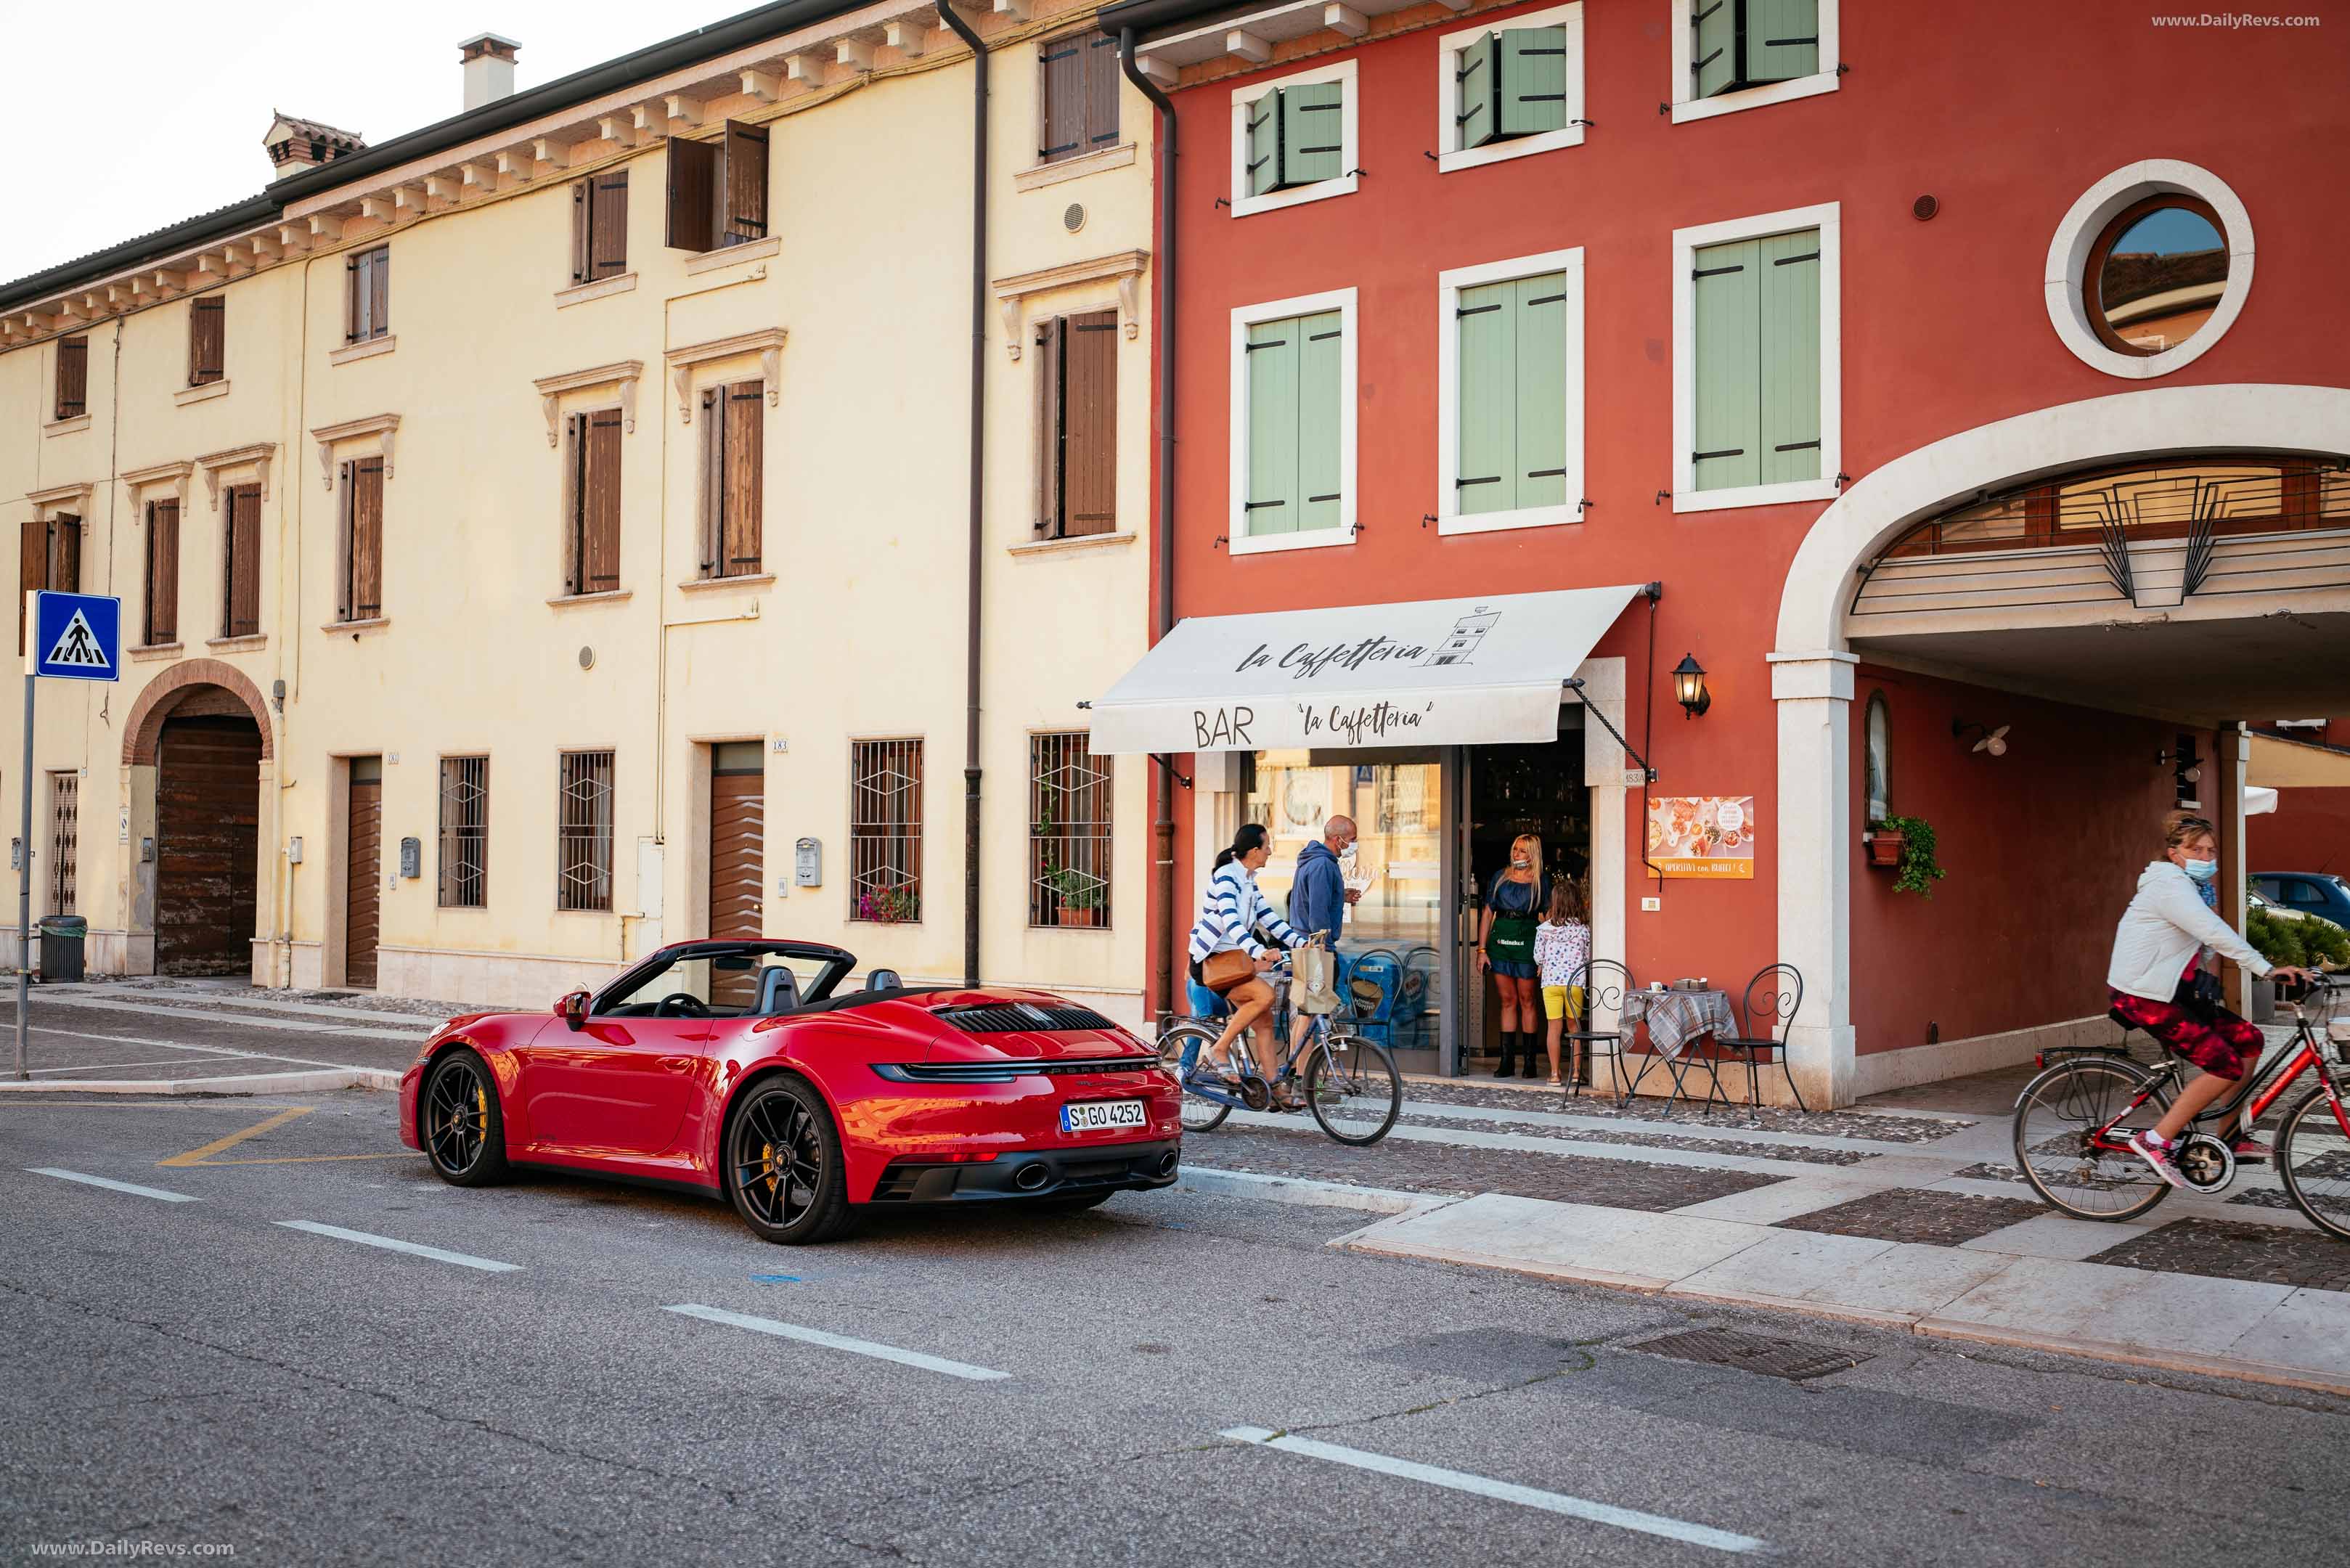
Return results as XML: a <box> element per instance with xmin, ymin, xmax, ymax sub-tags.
<box><xmin>1119</xmin><ymin>28</ymin><xmax>1178</xmax><ymax>1025</ymax></box>
<box><xmin>939</xmin><ymin>1</ymin><xmax>989</xmax><ymax>989</ymax></box>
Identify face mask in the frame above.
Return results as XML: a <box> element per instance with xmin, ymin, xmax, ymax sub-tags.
<box><xmin>2182</xmin><ymin>857</ymin><xmax>2219</xmax><ymax>882</ymax></box>
<box><xmin>1511</xmin><ymin>856</ymin><xmax>1530</xmax><ymax>869</ymax></box>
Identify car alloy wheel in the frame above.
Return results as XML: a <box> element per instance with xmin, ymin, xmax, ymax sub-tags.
<box><xmin>725</xmin><ymin>1077</ymin><xmax>853</xmax><ymax>1244</ymax></box>
<box><xmin>424</xmin><ymin>1049</ymin><xmax>509</xmax><ymax>1187</ymax></box>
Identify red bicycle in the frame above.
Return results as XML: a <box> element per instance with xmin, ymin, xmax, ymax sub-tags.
<box><xmin>2012</xmin><ymin>976</ymin><xmax>2350</xmax><ymax>1238</ymax></box>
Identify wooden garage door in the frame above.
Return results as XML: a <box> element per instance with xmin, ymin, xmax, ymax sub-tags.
<box><xmin>347</xmin><ymin>757</ymin><xmax>382</xmax><ymax>988</ymax></box>
<box><xmin>709</xmin><ymin>746</ymin><xmax>764</xmax><ymax>1008</ymax></box>
<box><xmin>156</xmin><ymin>715</ymin><xmax>262</xmax><ymax>976</ymax></box>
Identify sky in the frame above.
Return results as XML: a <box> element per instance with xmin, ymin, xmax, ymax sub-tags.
<box><xmin>2</xmin><ymin>1</ymin><xmax>756</xmax><ymax>287</ymax></box>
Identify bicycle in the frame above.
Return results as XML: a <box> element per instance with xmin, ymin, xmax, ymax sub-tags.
<box><xmin>1156</xmin><ymin>945</ymin><xmax>1403</xmax><ymax>1147</ymax></box>
<box><xmin>2010</xmin><ymin>975</ymin><xmax>2350</xmax><ymax>1238</ymax></box>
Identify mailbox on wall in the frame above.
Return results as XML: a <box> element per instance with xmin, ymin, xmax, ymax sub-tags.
<box><xmin>399</xmin><ymin>837</ymin><xmax>422</xmax><ymax>879</ymax></box>
<box><xmin>794</xmin><ymin>838</ymin><xmax>821</xmax><ymax>888</ymax></box>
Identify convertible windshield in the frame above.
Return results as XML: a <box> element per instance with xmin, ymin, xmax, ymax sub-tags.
<box><xmin>596</xmin><ymin>946</ymin><xmax>846</xmax><ymax>1018</ymax></box>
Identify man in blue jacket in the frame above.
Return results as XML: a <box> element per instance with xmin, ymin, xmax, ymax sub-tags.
<box><xmin>1289</xmin><ymin>815</ymin><xmax>1358</xmax><ymax>944</ymax></box>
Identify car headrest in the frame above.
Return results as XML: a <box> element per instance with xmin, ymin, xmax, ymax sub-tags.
<box><xmin>755</xmin><ymin>966</ymin><xmax>800</xmax><ymax>1015</ymax></box>
<box><xmin>865</xmin><ymin>968</ymin><xmax>903</xmax><ymax>992</ymax></box>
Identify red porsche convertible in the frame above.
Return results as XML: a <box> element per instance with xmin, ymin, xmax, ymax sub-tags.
<box><xmin>397</xmin><ymin>939</ymin><xmax>1182</xmax><ymax>1244</ymax></box>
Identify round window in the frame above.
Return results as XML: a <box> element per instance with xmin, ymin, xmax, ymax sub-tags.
<box><xmin>2082</xmin><ymin>195</ymin><xmax>2229</xmax><ymax>358</ymax></box>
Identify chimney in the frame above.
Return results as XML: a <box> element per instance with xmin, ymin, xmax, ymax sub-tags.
<box><xmin>459</xmin><ymin>33</ymin><xmax>521</xmax><ymax>111</ymax></box>
<box><xmin>263</xmin><ymin>112</ymin><xmax>365</xmax><ymax>181</ymax></box>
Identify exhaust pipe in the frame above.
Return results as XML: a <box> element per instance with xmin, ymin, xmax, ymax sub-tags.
<box><xmin>1156</xmin><ymin>1150</ymin><xmax>1179</xmax><ymax>1177</ymax></box>
<box><xmin>1013</xmin><ymin>1162</ymin><xmax>1051</xmax><ymax>1191</ymax></box>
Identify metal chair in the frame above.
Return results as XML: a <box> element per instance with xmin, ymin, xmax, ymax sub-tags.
<box><xmin>1562</xmin><ymin>959</ymin><xmax>1637</xmax><ymax>1104</ymax></box>
<box><xmin>1703</xmin><ymin>963</ymin><xmax>1808</xmax><ymax>1114</ymax></box>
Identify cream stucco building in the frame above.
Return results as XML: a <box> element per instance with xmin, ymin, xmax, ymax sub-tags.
<box><xmin>0</xmin><ymin>1</ymin><xmax>1158</xmax><ymax>1023</ymax></box>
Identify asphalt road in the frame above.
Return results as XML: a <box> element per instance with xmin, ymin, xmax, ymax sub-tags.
<box><xmin>4</xmin><ymin>1088</ymin><xmax>2345</xmax><ymax>1568</ymax></box>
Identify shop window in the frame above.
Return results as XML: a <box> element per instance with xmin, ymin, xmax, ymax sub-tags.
<box><xmin>1440</xmin><ymin>250</ymin><xmax>1583</xmax><ymax>534</ymax></box>
<box><xmin>1231</xmin><ymin>290</ymin><xmax>1355</xmax><ymax>553</ymax></box>
<box><xmin>1864</xmin><ymin>692</ymin><xmax>1890</xmax><ymax>822</ymax></box>
<box><xmin>1228</xmin><ymin>61</ymin><xmax>1357</xmax><ymax>218</ymax></box>
<box><xmin>1029</xmin><ymin>732</ymin><xmax>1111</xmax><ymax>928</ymax></box>
<box><xmin>1670</xmin><ymin>0</ymin><xmax>1837</xmax><ymax>123</ymax></box>
<box><xmin>1437</xmin><ymin>5</ymin><xmax>1584</xmax><ymax>173</ymax></box>
<box><xmin>1673</xmin><ymin>204</ymin><xmax>1840</xmax><ymax>513</ymax></box>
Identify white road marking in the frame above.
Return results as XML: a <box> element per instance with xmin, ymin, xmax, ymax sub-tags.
<box><xmin>28</xmin><ymin>1167</ymin><xmax>198</xmax><ymax>1203</ymax></box>
<box><xmin>30</xmin><ymin>1058</ymin><xmax>220</xmax><ymax>1076</ymax></box>
<box><xmin>32</xmin><ymin>993</ymin><xmax>425</xmax><ymax>1042</ymax></box>
<box><xmin>31</xmin><ymin>1024</ymin><xmax>388</xmax><ymax>1071</ymax></box>
<box><xmin>275</xmin><ymin>1220</ymin><xmax>522</xmax><ymax>1273</ymax></box>
<box><xmin>1219</xmin><ymin>1426</ymin><xmax>1769</xmax><ymax>1555</ymax></box>
<box><xmin>664</xmin><ymin>1303</ymin><xmax>1012</xmax><ymax>1381</ymax></box>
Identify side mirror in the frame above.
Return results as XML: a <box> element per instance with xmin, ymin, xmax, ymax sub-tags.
<box><xmin>558</xmin><ymin>989</ymin><xmax>591</xmax><ymax>1031</ymax></box>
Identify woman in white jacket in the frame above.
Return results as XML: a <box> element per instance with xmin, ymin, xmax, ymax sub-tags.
<box><xmin>2109</xmin><ymin>812</ymin><xmax>2314</xmax><ymax>1185</ymax></box>
<box><xmin>1186</xmin><ymin>823</ymin><xmax>1302</xmax><ymax>1098</ymax></box>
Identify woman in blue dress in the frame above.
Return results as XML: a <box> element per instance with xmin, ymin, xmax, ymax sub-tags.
<box><xmin>1476</xmin><ymin>833</ymin><xmax>1550</xmax><ymax>1078</ymax></box>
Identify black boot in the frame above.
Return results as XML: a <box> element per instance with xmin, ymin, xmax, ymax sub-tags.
<box><xmin>1520</xmin><ymin>1038</ymin><xmax>1540</xmax><ymax>1079</ymax></box>
<box><xmin>1494</xmin><ymin>1030</ymin><xmax>1517</xmax><ymax>1077</ymax></box>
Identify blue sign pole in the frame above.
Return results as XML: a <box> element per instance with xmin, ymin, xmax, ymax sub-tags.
<box><xmin>18</xmin><ymin>590</ymin><xmax>121</xmax><ymax>1079</ymax></box>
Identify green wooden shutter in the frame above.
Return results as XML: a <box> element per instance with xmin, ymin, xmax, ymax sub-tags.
<box><xmin>1758</xmin><ymin>228</ymin><xmax>1822</xmax><ymax>485</ymax></box>
<box><xmin>1690</xmin><ymin>0</ymin><xmax>1735</xmax><ymax>99</ymax></box>
<box><xmin>1455</xmin><ymin>36</ymin><xmax>1498</xmax><ymax>150</ymax></box>
<box><xmin>1245</xmin><ymin>319</ymin><xmax>1300</xmax><ymax>535</ymax></box>
<box><xmin>1748</xmin><ymin>0</ymin><xmax>1820</xmax><ymax>85</ymax></box>
<box><xmin>1297</xmin><ymin>311</ymin><xmax>1345</xmax><ymax>534</ymax></box>
<box><xmin>1692</xmin><ymin>239</ymin><xmax>1761</xmax><ymax>492</ymax></box>
<box><xmin>1514</xmin><ymin>273</ymin><xmax>1570</xmax><ymax>509</ymax></box>
<box><xmin>1280</xmin><ymin>82</ymin><xmax>1345</xmax><ymax>186</ymax></box>
<box><xmin>1499</xmin><ymin>27</ymin><xmax>1570</xmax><ymax>138</ymax></box>
<box><xmin>1244</xmin><ymin>90</ymin><xmax>1281</xmax><ymax>197</ymax></box>
<box><xmin>1456</xmin><ymin>282</ymin><xmax>1515</xmax><ymax>515</ymax></box>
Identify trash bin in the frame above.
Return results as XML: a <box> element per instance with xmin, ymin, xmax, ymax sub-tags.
<box><xmin>37</xmin><ymin>915</ymin><xmax>86</xmax><ymax>983</ymax></box>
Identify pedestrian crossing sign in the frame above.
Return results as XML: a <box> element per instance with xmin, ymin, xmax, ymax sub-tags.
<box><xmin>29</xmin><ymin>592</ymin><xmax>121</xmax><ymax>682</ymax></box>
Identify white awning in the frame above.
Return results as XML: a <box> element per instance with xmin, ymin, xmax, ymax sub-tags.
<box><xmin>1087</xmin><ymin>587</ymin><xmax>1647</xmax><ymax>754</ymax></box>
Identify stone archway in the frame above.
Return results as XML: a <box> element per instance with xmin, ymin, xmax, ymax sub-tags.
<box><xmin>1768</xmin><ymin>383</ymin><xmax>2350</xmax><ymax>1105</ymax></box>
<box><xmin>120</xmin><ymin>661</ymin><xmax>274</xmax><ymax>979</ymax></box>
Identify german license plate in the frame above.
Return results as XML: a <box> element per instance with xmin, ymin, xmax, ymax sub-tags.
<box><xmin>1061</xmin><ymin>1100</ymin><xmax>1147</xmax><ymax>1133</ymax></box>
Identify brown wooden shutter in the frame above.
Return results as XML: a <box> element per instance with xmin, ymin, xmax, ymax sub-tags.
<box><xmin>583</xmin><ymin>410</ymin><xmax>623</xmax><ymax>593</ymax></box>
<box><xmin>336</xmin><ymin>462</ymin><xmax>354</xmax><ymax>619</ymax></box>
<box><xmin>1034</xmin><ymin>317</ymin><xmax>1061</xmax><ymax>535</ymax></box>
<box><xmin>367</xmin><ymin>249</ymin><xmax>389</xmax><ymax>338</ymax></box>
<box><xmin>1084</xmin><ymin>35</ymin><xmax>1122</xmax><ymax>151</ymax></box>
<box><xmin>348</xmin><ymin>459</ymin><xmax>383</xmax><ymax>618</ymax></box>
<box><xmin>571</xmin><ymin>182</ymin><xmax>591</xmax><ymax>285</ymax></box>
<box><xmin>699</xmin><ymin>388</ymin><xmax>722</xmax><ymax>574</ymax></box>
<box><xmin>723</xmin><ymin>381</ymin><xmax>764</xmax><ymax>575</ymax></box>
<box><xmin>565</xmin><ymin>412</ymin><xmax>588</xmax><ymax>595</ymax></box>
<box><xmin>146</xmin><ymin>499</ymin><xmax>181</xmax><ymax>645</ymax></box>
<box><xmin>722</xmin><ymin>120</ymin><xmax>770</xmax><ymax>246</ymax></box>
<box><xmin>1061</xmin><ymin>310</ymin><xmax>1118</xmax><ymax>538</ymax></box>
<box><xmin>224</xmin><ymin>485</ymin><xmax>262</xmax><ymax>638</ymax></box>
<box><xmin>592</xmin><ymin>173</ymin><xmax>629</xmax><ymax>276</ymax></box>
<box><xmin>1040</xmin><ymin>40</ymin><xmax>1082</xmax><ymax>162</ymax></box>
<box><xmin>19</xmin><ymin>519</ymin><xmax>45</xmax><ymax>654</ymax></box>
<box><xmin>53</xmin><ymin>515</ymin><xmax>81</xmax><ymax>595</ymax></box>
<box><xmin>345</xmin><ymin>256</ymin><xmax>361</xmax><ymax>341</ymax></box>
<box><xmin>55</xmin><ymin>337</ymin><xmax>88</xmax><ymax>420</ymax></box>
<box><xmin>666</xmin><ymin>136</ymin><xmax>719</xmax><ymax>251</ymax></box>
<box><xmin>189</xmin><ymin>297</ymin><xmax>225</xmax><ymax>385</ymax></box>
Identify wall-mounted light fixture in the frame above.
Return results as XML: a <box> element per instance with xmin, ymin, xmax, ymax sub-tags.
<box><xmin>1953</xmin><ymin>720</ymin><xmax>2010</xmax><ymax>756</ymax></box>
<box><xmin>1671</xmin><ymin>654</ymin><xmax>1710</xmax><ymax>719</ymax></box>
<box><xmin>2155</xmin><ymin>741</ymin><xmax>2203</xmax><ymax>785</ymax></box>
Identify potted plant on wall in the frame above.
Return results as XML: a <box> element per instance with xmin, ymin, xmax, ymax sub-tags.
<box><xmin>857</xmin><ymin>882</ymin><xmax>918</xmax><ymax>924</ymax></box>
<box><xmin>1866</xmin><ymin>814</ymin><xmax>1946</xmax><ymax>897</ymax></box>
<box><xmin>1048</xmin><ymin>867</ymin><xmax>1106</xmax><ymax>928</ymax></box>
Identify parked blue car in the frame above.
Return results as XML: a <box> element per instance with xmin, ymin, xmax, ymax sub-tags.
<box><xmin>2253</xmin><ymin>872</ymin><xmax>2350</xmax><ymax>931</ymax></box>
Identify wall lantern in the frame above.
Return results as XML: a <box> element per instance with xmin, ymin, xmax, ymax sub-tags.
<box><xmin>1670</xmin><ymin>655</ymin><xmax>1710</xmax><ymax>719</ymax></box>
<box><xmin>1954</xmin><ymin>720</ymin><xmax>2010</xmax><ymax>756</ymax></box>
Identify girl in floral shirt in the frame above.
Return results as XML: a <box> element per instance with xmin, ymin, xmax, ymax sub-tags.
<box><xmin>1533</xmin><ymin>880</ymin><xmax>1592</xmax><ymax>1087</ymax></box>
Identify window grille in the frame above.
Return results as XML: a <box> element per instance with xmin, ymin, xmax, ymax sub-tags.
<box><xmin>1028</xmin><ymin>733</ymin><xmax>1111</xmax><ymax>928</ymax></box>
<box><xmin>557</xmin><ymin>751</ymin><xmax>614</xmax><ymax>912</ymax></box>
<box><xmin>48</xmin><ymin>772</ymin><xmax>77</xmax><ymax>915</ymax></box>
<box><xmin>850</xmin><ymin>739</ymin><xmax>922</xmax><ymax>923</ymax></box>
<box><xmin>438</xmin><ymin>756</ymin><xmax>489</xmax><ymax>908</ymax></box>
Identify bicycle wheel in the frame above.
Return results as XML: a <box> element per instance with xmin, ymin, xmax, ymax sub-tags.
<box><xmin>2274</xmin><ymin>1084</ymin><xmax>2350</xmax><ymax>1242</ymax></box>
<box><xmin>2011</xmin><ymin>1057</ymin><xmax>2172</xmax><ymax>1222</ymax></box>
<box><xmin>1306</xmin><ymin>1032</ymin><xmax>1401</xmax><ymax>1146</ymax></box>
<box><xmin>1157</xmin><ymin>1021</ymin><xmax>1231</xmax><ymax>1133</ymax></box>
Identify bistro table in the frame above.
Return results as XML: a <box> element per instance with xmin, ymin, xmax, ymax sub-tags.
<box><xmin>1618</xmin><ymin>987</ymin><xmax>1738</xmax><ymax>1108</ymax></box>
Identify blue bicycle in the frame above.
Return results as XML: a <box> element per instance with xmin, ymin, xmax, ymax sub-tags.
<box><xmin>1156</xmin><ymin>950</ymin><xmax>1402</xmax><ymax>1146</ymax></box>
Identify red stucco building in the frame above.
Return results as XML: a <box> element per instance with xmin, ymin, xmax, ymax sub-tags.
<box><xmin>1092</xmin><ymin>0</ymin><xmax>2350</xmax><ymax>1101</ymax></box>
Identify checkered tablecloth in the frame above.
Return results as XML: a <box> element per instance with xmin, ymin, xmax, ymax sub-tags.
<box><xmin>1620</xmin><ymin>988</ymin><xmax>1736</xmax><ymax>1060</ymax></box>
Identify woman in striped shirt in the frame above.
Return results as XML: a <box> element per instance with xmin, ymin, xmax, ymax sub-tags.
<box><xmin>1188</xmin><ymin>823</ymin><xmax>1303</xmax><ymax>1094</ymax></box>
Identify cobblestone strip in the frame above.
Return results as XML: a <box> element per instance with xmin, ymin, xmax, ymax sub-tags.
<box><xmin>1392</xmin><ymin>1112</ymin><xmax>1874</xmax><ymax>1167</ymax></box>
<box><xmin>1772</xmin><ymin>1188</ymin><xmax>2049</xmax><ymax>1247</ymax></box>
<box><xmin>2086</xmin><ymin>1217</ymin><xmax>2350</xmax><ymax>1292</ymax></box>
<box><xmin>1397</xmin><ymin>1078</ymin><xmax>1967</xmax><ymax>1143</ymax></box>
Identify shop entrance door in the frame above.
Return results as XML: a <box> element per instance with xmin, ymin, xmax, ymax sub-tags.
<box><xmin>1456</xmin><ymin>711</ymin><xmax>1589</xmax><ymax>1074</ymax></box>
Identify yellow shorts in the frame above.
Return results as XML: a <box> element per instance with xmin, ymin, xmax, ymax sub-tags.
<box><xmin>1541</xmin><ymin>984</ymin><xmax>1584</xmax><ymax>1021</ymax></box>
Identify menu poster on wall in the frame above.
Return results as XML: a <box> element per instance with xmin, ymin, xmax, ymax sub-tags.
<box><xmin>1646</xmin><ymin>796</ymin><xmax>1757</xmax><ymax>879</ymax></box>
